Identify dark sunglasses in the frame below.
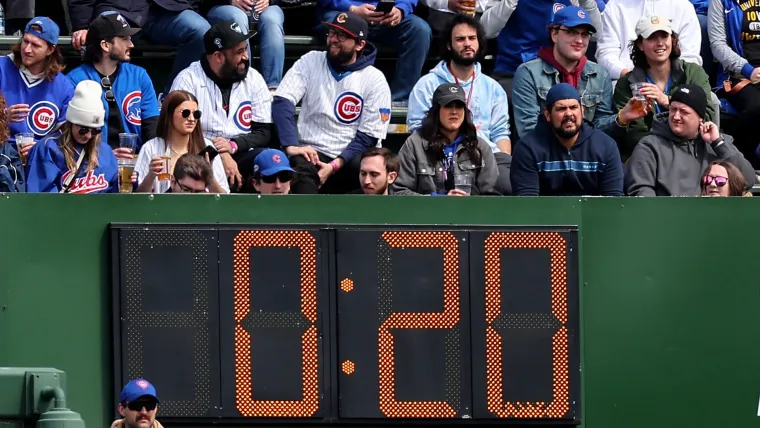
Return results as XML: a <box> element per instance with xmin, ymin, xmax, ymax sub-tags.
<box><xmin>702</xmin><ymin>175</ymin><xmax>728</xmax><ymax>187</ymax></box>
<box><xmin>100</xmin><ymin>76</ymin><xmax>115</xmax><ymax>103</ymax></box>
<box><xmin>261</xmin><ymin>172</ymin><xmax>294</xmax><ymax>183</ymax></box>
<box><xmin>77</xmin><ymin>125</ymin><xmax>102</xmax><ymax>136</ymax></box>
<box><xmin>178</xmin><ymin>109</ymin><xmax>202</xmax><ymax>120</ymax></box>
<box><xmin>126</xmin><ymin>400</ymin><xmax>157</xmax><ymax>412</ymax></box>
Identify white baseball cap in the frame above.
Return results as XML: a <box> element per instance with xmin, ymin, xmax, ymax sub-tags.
<box><xmin>635</xmin><ymin>15</ymin><xmax>673</xmax><ymax>38</ymax></box>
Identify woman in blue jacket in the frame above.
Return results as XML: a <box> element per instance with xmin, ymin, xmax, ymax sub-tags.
<box><xmin>26</xmin><ymin>80</ymin><xmax>118</xmax><ymax>193</ymax></box>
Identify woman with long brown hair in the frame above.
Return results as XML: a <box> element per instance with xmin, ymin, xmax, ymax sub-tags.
<box><xmin>135</xmin><ymin>90</ymin><xmax>228</xmax><ymax>193</ymax></box>
<box><xmin>391</xmin><ymin>83</ymin><xmax>498</xmax><ymax>195</ymax></box>
<box><xmin>700</xmin><ymin>160</ymin><xmax>748</xmax><ymax>197</ymax></box>
<box><xmin>26</xmin><ymin>81</ymin><xmax>118</xmax><ymax>193</ymax></box>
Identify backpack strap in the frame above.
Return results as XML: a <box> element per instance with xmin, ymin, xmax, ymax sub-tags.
<box><xmin>60</xmin><ymin>148</ymin><xmax>87</xmax><ymax>194</ymax></box>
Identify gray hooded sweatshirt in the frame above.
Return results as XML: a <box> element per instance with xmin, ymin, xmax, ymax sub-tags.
<box><xmin>625</xmin><ymin>113</ymin><xmax>755</xmax><ymax>196</ymax></box>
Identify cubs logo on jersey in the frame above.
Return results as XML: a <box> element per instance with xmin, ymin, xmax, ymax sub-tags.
<box><xmin>553</xmin><ymin>3</ymin><xmax>566</xmax><ymax>13</ymax></box>
<box><xmin>122</xmin><ymin>91</ymin><xmax>142</xmax><ymax>125</ymax></box>
<box><xmin>334</xmin><ymin>92</ymin><xmax>363</xmax><ymax>124</ymax></box>
<box><xmin>61</xmin><ymin>170</ymin><xmax>109</xmax><ymax>194</ymax></box>
<box><xmin>26</xmin><ymin>101</ymin><xmax>59</xmax><ymax>136</ymax></box>
<box><xmin>234</xmin><ymin>101</ymin><xmax>253</xmax><ymax>132</ymax></box>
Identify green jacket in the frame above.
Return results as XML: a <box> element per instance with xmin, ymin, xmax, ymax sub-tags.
<box><xmin>613</xmin><ymin>58</ymin><xmax>715</xmax><ymax>160</ymax></box>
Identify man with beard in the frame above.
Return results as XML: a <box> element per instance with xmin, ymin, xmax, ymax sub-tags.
<box><xmin>272</xmin><ymin>12</ymin><xmax>391</xmax><ymax>194</ymax></box>
<box><xmin>356</xmin><ymin>147</ymin><xmax>398</xmax><ymax>194</ymax></box>
<box><xmin>625</xmin><ymin>84</ymin><xmax>755</xmax><ymax>196</ymax></box>
<box><xmin>171</xmin><ymin>21</ymin><xmax>274</xmax><ymax>191</ymax></box>
<box><xmin>68</xmin><ymin>14</ymin><xmax>159</xmax><ymax>157</ymax></box>
<box><xmin>0</xmin><ymin>18</ymin><xmax>74</xmax><ymax>158</ymax></box>
<box><xmin>512</xmin><ymin>6</ymin><xmax>645</xmax><ymax>138</ymax></box>
<box><xmin>511</xmin><ymin>83</ymin><xmax>623</xmax><ymax>196</ymax></box>
<box><xmin>407</xmin><ymin>15</ymin><xmax>512</xmax><ymax>194</ymax></box>
<box><xmin>111</xmin><ymin>378</ymin><xmax>163</xmax><ymax>428</ymax></box>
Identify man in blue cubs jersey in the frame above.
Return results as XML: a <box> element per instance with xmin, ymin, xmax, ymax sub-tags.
<box><xmin>0</xmin><ymin>17</ymin><xmax>74</xmax><ymax>157</ymax></box>
<box><xmin>67</xmin><ymin>13</ymin><xmax>159</xmax><ymax>158</ymax></box>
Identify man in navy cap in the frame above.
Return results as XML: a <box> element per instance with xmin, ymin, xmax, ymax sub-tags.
<box><xmin>0</xmin><ymin>17</ymin><xmax>74</xmax><ymax>155</ymax></box>
<box><xmin>114</xmin><ymin>378</ymin><xmax>163</xmax><ymax>428</ymax></box>
<box><xmin>252</xmin><ymin>148</ymin><xmax>296</xmax><ymax>195</ymax></box>
<box><xmin>511</xmin><ymin>83</ymin><xmax>624</xmax><ymax>196</ymax></box>
<box><xmin>512</xmin><ymin>6</ymin><xmax>645</xmax><ymax>139</ymax></box>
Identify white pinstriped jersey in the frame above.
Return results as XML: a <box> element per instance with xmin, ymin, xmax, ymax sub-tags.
<box><xmin>275</xmin><ymin>51</ymin><xmax>391</xmax><ymax>158</ymax></box>
<box><xmin>170</xmin><ymin>61</ymin><xmax>272</xmax><ymax>142</ymax></box>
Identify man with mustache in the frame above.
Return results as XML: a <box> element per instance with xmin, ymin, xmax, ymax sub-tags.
<box><xmin>272</xmin><ymin>12</ymin><xmax>392</xmax><ymax>194</ymax></box>
<box><xmin>407</xmin><ymin>14</ymin><xmax>512</xmax><ymax>194</ymax></box>
<box><xmin>171</xmin><ymin>21</ymin><xmax>274</xmax><ymax>192</ymax></box>
<box><xmin>512</xmin><ymin>6</ymin><xmax>644</xmax><ymax>138</ymax></box>
<box><xmin>356</xmin><ymin>147</ymin><xmax>398</xmax><ymax>194</ymax></box>
<box><xmin>511</xmin><ymin>83</ymin><xmax>624</xmax><ymax>196</ymax></box>
<box><xmin>111</xmin><ymin>378</ymin><xmax>163</xmax><ymax>428</ymax></box>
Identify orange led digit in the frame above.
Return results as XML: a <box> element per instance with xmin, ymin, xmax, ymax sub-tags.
<box><xmin>378</xmin><ymin>231</ymin><xmax>459</xmax><ymax>418</ymax></box>
<box><xmin>232</xmin><ymin>230</ymin><xmax>319</xmax><ymax>417</ymax></box>
<box><xmin>483</xmin><ymin>232</ymin><xmax>569</xmax><ymax>419</ymax></box>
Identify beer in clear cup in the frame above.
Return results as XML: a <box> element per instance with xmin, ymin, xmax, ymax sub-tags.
<box><xmin>157</xmin><ymin>156</ymin><xmax>172</xmax><ymax>181</ymax></box>
<box><xmin>15</xmin><ymin>133</ymin><xmax>34</xmax><ymax>166</ymax></box>
<box><xmin>118</xmin><ymin>159</ymin><xmax>136</xmax><ymax>193</ymax></box>
<box><xmin>460</xmin><ymin>0</ymin><xmax>476</xmax><ymax>15</ymax></box>
<box><xmin>629</xmin><ymin>83</ymin><xmax>648</xmax><ymax>115</ymax></box>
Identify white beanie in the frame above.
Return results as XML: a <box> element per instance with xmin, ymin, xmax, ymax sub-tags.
<box><xmin>66</xmin><ymin>80</ymin><xmax>105</xmax><ymax>128</ymax></box>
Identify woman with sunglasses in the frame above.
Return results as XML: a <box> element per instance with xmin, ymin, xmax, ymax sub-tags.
<box><xmin>25</xmin><ymin>80</ymin><xmax>118</xmax><ymax>193</ymax></box>
<box><xmin>700</xmin><ymin>161</ymin><xmax>748</xmax><ymax>197</ymax></box>
<box><xmin>135</xmin><ymin>90</ymin><xmax>229</xmax><ymax>193</ymax></box>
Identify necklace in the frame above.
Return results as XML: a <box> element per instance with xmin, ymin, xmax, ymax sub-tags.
<box><xmin>170</xmin><ymin>146</ymin><xmax>187</xmax><ymax>156</ymax></box>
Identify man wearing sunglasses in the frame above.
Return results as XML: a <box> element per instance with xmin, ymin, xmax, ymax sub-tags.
<box><xmin>68</xmin><ymin>13</ymin><xmax>160</xmax><ymax>159</ymax></box>
<box><xmin>113</xmin><ymin>378</ymin><xmax>163</xmax><ymax>428</ymax></box>
<box><xmin>625</xmin><ymin>84</ymin><xmax>755</xmax><ymax>196</ymax></box>
<box><xmin>252</xmin><ymin>148</ymin><xmax>295</xmax><ymax>194</ymax></box>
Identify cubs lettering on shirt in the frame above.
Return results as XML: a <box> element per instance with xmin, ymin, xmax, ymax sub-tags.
<box><xmin>170</xmin><ymin>61</ymin><xmax>272</xmax><ymax>141</ymax></box>
<box><xmin>67</xmin><ymin>63</ymin><xmax>160</xmax><ymax>148</ymax></box>
<box><xmin>276</xmin><ymin>51</ymin><xmax>391</xmax><ymax>158</ymax></box>
<box><xmin>0</xmin><ymin>56</ymin><xmax>74</xmax><ymax>145</ymax></box>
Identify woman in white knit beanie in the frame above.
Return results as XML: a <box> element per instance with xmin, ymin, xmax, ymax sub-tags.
<box><xmin>25</xmin><ymin>80</ymin><xmax>119</xmax><ymax>193</ymax></box>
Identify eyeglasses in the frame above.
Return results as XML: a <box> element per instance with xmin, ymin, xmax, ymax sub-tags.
<box><xmin>558</xmin><ymin>28</ymin><xmax>593</xmax><ymax>39</ymax></box>
<box><xmin>177</xmin><ymin>109</ymin><xmax>202</xmax><ymax>120</ymax></box>
<box><xmin>77</xmin><ymin>125</ymin><xmax>102</xmax><ymax>136</ymax></box>
<box><xmin>100</xmin><ymin>76</ymin><xmax>115</xmax><ymax>103</ymax></box>
<box><xmin>327</xmin><ymin>29</ymin><xmax>349</xmax><ymax>43</ymax></box>
<box><xmin>261</xmin><ymin>172</ymin><xmax>294</xmax><ymax>183</ymax></box>
<box><xmin>126</xmin><ymin>400</ymin><xmax>157</xmax><ymax>412</ymax></box>
<box><xmin>176</xmin><ymin>181</ymin><xmax>206</xmax><ymax>193</ymax></box>
<box><xmin>702</xmin><ymin>175</ymin><xmax>728</xmax><ymax>187</ymax></box>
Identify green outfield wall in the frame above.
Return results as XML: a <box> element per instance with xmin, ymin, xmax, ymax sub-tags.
<box><xmin>1</xmin><ymin>194</ymin><xmax>758</xmax><ymax>427</ymax></box>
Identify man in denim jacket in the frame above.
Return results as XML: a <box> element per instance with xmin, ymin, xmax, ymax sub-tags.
<box><xmin>512</xmin><ymin>6</ymin><xmax>644</xmax><ymax>138</ymax></box>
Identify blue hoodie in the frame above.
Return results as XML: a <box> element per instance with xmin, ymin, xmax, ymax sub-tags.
<box><xmin>25</xmin><ymin>135</ymin><xmax>119</xmax><ymax>193</ymax></box>
<box><xmin>511</xmin><ymin>117</ymin><xmax>623</xmax><ymax>196</ymax></box>
<box><xmin>494</xmin><ymin>0</ymin><xmax>574</xmax><ymax>75</ymax></box>
<box><xmin>407</xmin><ymin>61</ymin><xmax>510</xmax><ymax>153</ymax></box>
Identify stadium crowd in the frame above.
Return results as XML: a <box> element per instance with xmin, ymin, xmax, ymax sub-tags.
<box><xmin>0</xmin><ymin>0</ymin><xmax>757</xmax><ymax>197</ymax></box>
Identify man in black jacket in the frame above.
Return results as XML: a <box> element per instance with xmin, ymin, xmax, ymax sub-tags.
<box><xmin>68</xmin><ymin>0</ymin><xmax>211</xmax><ymax>93</ymax></box>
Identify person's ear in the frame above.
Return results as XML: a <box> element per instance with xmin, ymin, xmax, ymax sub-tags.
<box><xmin>387</xmin><ymin>171</ymin><xmax>398</xmax><ymax>184</ymax></box>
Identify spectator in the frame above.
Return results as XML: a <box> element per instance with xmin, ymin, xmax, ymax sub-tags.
<box><xmin>171</xmin><ymin>21</ymin><xmax>273</xmax><ymax>191</ymax></box>
<box><xmin>273</xmin><ymin>12</ymin><xmax>391</xmax><ymax>194</ymax></box>
<box><xmin>111</xmin><ymin>379</ymin><xmax>163</xmax><ymax>428</ymax></box>
<box><xmin>26</xmin><ymin>81</ymin><xmax>118</xmax><ymax>194</ymax></box>
<box><xmin>392</xmin><ymin>83</ymin><xmax>498</xmax><ymax>196</ymax></box>
<box><xmin>511</xmin><ymin>83</ymin><xmax>623</xmax><ymax>196</ymax></box>
<box><xmin>597</xmin><ymin>0</ymin><xmax>702</xmax><ymax>81</ymax></box>
<box><xmin>68</xmin><ymin>0</ymin><xmax>211</xmax><ymax>94</ymax></box>
<box><xmin>1</xmin><ymin>18</ymin><xmax>74</xmax><ymax>154</ymax></box>
<box><xmin>135</xmin><ymin>90</ymin><xmax>229</xmax><ymax>194</ymax></box>
<box><xmin>357</xmin><ymin>147</ymin><xmax>398</xmax><ymax>194</ymax></box>
<box><xmin>512</xmin><ymin>6</ymin><xmax>644</xmax><ymax>139</ymax></box>
<box><xmin>613</xmin><ymin>15</ymin><xmax>715</xmax><ymax>160</ymax></box>
<box><xmin>690</xmin><ymin>0</ymin><xmax>714</xmax><ymax>82</ymax></box>
<box><xmin>625</xmin><ymin>84</ymin><xmax>755</xmax><ymax>196</ymax></box>
<box><xmin>407</xmin><ymin>15</ymin><xmax>512</xmax><ymax>194</ymax></box>
<box><xmin>700</xmin><ymin>160</ymin><xmax>747</xmax><ymax>196</ymax></box>
<box><xmin>5</xmin><ymin>0</ymin><xmax>35</xmax><ymax>36</ymax></box>
<box><xmin>201</xmin><ymin>0</ymin><xmax>285</xmax><ymax>91</ymax></box>
<box><xmin>252</xmin><ymin>148</ymin><xmax>295</xmax><ymax>194</ymax></box>
<box><xmin>169</xmin><ymin>153</ymin><xmax>215</xmax><ymax>193</ymax></box>
<box><xmin>0</xmin><ymin>94</ymin><xmax>25</xmax><ymax>192</ymax></box>
<box><xmin>708</xmin><ymin>0</ymin><xmax>760</xmax><ymax>158</ymax></box>
<box><xmin>317</xmin><ymin>0</ymin><xmax>431</xmax><ymax>104</ymax></box>
<box><xmin>67</xmin><ymin>14</ymin><xmax>159</xmax><ymax>157</ymax></box>
<box><xmin>483</xmin><ymin>0</ymin><xmax>602</xmax><ymax>142</ymax></box>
